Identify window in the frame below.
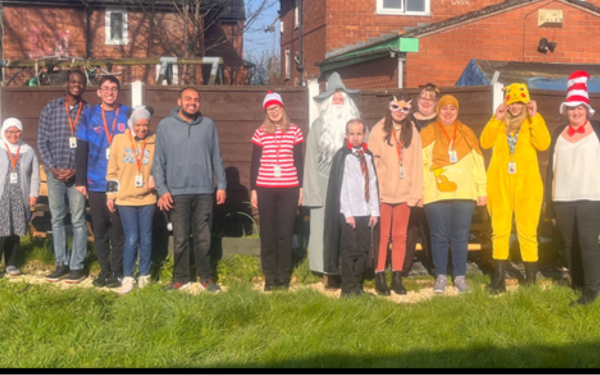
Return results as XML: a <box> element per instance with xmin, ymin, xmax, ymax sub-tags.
<box><xmin>105</xmin><ymin>8</ymin><xmax>128</xmax><ymax>45</ymax></box>
<box><xmin>285</xmin><ymin>49</ymin><xmax>291</xmax><ymax>80</ymax></box>
<box><xmin>280</xmin><ymin>20</ymin><xmax>284</xmax><ymax>34</ymax></box>
<box><xmin>294</xmin><ymin>0</ymin><xmax>300</xmax><ymax>29</ymax></box>
<box><xmin>377</xmin><ymin>0</ymin><xmax>429</xmax><ymax>15</ymax></box>
<box><xmin>155</xmin><ymin>64</ymin><xmax>179</xmax><ymax>85</ymax></box>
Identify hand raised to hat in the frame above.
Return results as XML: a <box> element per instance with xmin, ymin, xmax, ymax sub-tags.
<box><xmin>527</xmin><ymin>101</ymin><xmax>537</xmax><ymax>118</ymax></box>
<box><xmin>495</xmin><ymin>103</ymin><xmax>508</xmax><ymax>120</ymax></box>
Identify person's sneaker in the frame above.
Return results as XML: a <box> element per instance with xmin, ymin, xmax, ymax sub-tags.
<box><xmin>45</xmin><ymin>265</ymin><xmax>70</xmax><ymax>282</ymax></box>
<box><xmin>92</xmin><ymin>271</ymin><xmax>110</xmax><ymax>287</ymax></box>
<box><xmin>121</xmin><ymin>277</ymin><xmax>135</xmax><ymax>294</ymax></box>
<box><xmin>5</xmin><ymin>266</ymin><xmax>21</xmax><ymax>277</ymax></box>
<box><xmin>200</xmin><ymin>278</ymin><xmax>222</xmax><ymax>293</ymax></box>
<box><xmin>138</xmin><ymin>275</ymin><xmax>151</xmax><ymax>289</ymax></box>
<box><xmin>105</xmin><ymin>273</ymin><xmax>123</xmax><ymax>288</ymax></box>
<box><xmin>433</xmin><ymin>275</ymin><xmax>448</xmax><ymax>294</ymax></box>
<box><xmin>166</xmin><ymin>282</ymin><xmax>191</xmax><ymax>291</ymax></box>
<box><xmin>453</xmin><ymin>276</ymin><xmax>469</xmax><ymax>293</ymax></box>
<box><xmin>64</xmin><ymin>269</ymin><xmax>86</xmax><ymax>284</ymax></box>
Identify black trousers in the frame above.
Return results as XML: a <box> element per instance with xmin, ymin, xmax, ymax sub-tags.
<box><xmin>0</xmin><ymin>235</ymin><xmax>19</xmax><ymax>268</ymax></box>
<box><xmin>340</xmin><ymin>215</ymin><xmax>370</xmax><ymax>293</ymax></box>
<box><xmin>404</xmin><ymin>206</ymin><xmax>432</xmax><ymax>275</ymax></box>
<box><xmin>257</xmin><ymin>187</ymin><xmax>299</xmax><ymax>286</ymax></box>
<box><xmin>554</xmin><ymin>201</ymin><xmax>600</xmax><ymax>294</ymax></box>
<box><xmin>89</xmin><ymin>191</ymin><xmax>125</xmax><ymax>275</ymax></box>
<box><xmin>171</xmin><ymin>194</ymin><xmax>213</xmax><ymax>283</ymax></box>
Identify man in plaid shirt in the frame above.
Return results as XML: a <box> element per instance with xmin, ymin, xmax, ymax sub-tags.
<box><xmin>38</xmin><ymin>70</ymin><xmax>90</xmax><ymax>284</ymax></box>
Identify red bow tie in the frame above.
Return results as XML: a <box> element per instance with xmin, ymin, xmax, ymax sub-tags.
<box><xmin>567</xmin><ymin>123</ymin><xmax>587</xmax><ymax>137</ymax></box>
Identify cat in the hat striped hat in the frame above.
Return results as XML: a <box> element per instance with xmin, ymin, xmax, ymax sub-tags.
<box><xmin>560</xmin><ymin>70</ymin><xmax>595</xmax><ymax>117</ymax></box>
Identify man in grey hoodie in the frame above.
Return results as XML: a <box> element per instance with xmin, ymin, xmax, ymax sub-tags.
<box><xmin>153</xmin><ymin>87</ymin><xmax>227</xmax><ymax>292</ymax></box>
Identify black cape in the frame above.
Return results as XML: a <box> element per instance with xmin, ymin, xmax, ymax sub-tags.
<box><xmin>322</xmin><ymin>141</ymin><xmax>379</xmax><ymax>274</ymax></box>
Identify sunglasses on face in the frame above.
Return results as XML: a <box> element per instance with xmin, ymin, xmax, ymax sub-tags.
<box><xmin>389</xmin><ymin>103</ymin><xmax>411</xmax><ymax>114</ymax></box>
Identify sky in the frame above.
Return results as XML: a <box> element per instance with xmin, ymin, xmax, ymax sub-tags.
<box><xmin>243</xmin><ymin>0</ymin><xmax>280</xmax><ymax>60</ymax></box>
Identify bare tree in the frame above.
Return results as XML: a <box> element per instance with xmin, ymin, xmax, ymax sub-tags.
<box><xmin>247</xmin><ymin>49</ymin><xmax>280</xmax><ymax>85</ymax></box>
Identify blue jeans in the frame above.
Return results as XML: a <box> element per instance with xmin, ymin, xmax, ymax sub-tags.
<box><xmin>46</xmin><ymin>173</ymin><xmax>88</xmax><ymax>270</ymax></box>
<box><xmin>424</xmin><ymin>200</ymin><xmax>475</xmax><ymax>278</ymax></box>
<box><xmin>117</xmin><ymin>205</ymin><xmax>155</xmax><ymax>277</ymax></box>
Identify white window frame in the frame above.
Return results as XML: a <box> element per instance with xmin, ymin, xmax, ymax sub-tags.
<box><xmin>155</xmin><ymin>64</ymin><xmax>179</xmax><ymax>85</ymax></box>
<box><xmin>285</xmin><ymin>49</ymin><xmax>291</xmax><ymax>80</ymax></box>
<box><xmin>294</xmin><ymin>0</ymin><xmax>300</xmax><ymax>29</ymax></box>
<box><xmin>105</xmin><ymin>8</ymin><xmax>128</xmax><ymax>45</ymax></box>
<box><xmin>376</xmin><ymin>0</ymin><xmax>430</xmax><ymax>16</ymax></box>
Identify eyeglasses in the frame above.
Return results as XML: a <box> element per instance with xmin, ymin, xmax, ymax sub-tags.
<box><xmin>266</xmin><ymin>106</ymin><xmax>282</xmax><ymax>113</ymax></box>
<box><xmin>100</xmin><ymin>87</ymin><xmax>118</xmax><ymax>93</ymax></box>
<box><xmin>389</xmin><ymin>103</ymin><xmax>411</xmax><ymax>114</ymax></box>
<box><xmin>5</xmin><ymin>130</ymin><xmax>22</xmax><ymax>135</ymax></box>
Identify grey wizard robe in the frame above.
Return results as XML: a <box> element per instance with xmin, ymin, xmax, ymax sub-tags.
<box><xmin>303</xmin><ymin>117</ymin><xmax>343</xmax><ymax>275</ymax></box>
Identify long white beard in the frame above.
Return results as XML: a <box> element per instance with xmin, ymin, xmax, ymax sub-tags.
<box><xmin>317</xmin><ymin>97</ymin><xmax>361</xmax><ymax>170</ymax></box>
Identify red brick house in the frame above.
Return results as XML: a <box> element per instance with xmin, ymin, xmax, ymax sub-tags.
<box><xmin>0</xmin><ymin>0</ymin><xmax>248</xmax><ymax>85</ymax></box>
<box><xmin>281</xmin><ymin>0</ymin><xmax>600</xmax><ymax>89</ymax></box>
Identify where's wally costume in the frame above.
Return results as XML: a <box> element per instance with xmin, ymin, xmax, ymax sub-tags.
<box><xmin>546</xmin><ymin>71</ymin><xmax>600</xmax><ymax>306</ymax></box>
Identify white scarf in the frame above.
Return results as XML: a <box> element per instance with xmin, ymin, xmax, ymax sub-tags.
<box><xmin>0</xmin><ymin>117</ymin><xmax>32</xmax><ymax>154</ymax></box>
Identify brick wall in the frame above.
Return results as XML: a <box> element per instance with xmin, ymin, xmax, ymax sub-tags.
<box><xmin>407</xmin><ymin>0</ymin><xmax>600</xmax><ymax>87</ymax></box>
<box><xmin>2</xmin><ymin>5</ymin><xmax>245</xmax><ymax>85</ymax></box>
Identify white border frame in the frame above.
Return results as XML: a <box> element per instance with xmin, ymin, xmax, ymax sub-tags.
<box><xmin>376</xmin><ymin>0</ymin><xmax>430</xmax><ymax>16</ymax></box>
<box><xmin>105</xmin><ymin>8</ymin><xmax>129</xmax><ymax>45</ymax></box>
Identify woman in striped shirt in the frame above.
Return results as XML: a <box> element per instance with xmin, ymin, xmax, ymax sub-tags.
<box><xmin>251</xmin><ymin>92</ymin><xmax>304</xmax><ymax>291</ymax></box>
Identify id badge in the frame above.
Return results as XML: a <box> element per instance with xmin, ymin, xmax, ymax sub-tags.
<box><xmin>508</xmin><ymin>161</ymin><xmax>517</xmax><ymax>175</ymax></box>
<box><xmin>274</xmin><ymin>165</ymin><xmax>282</xmax><ymax>178</ymax></box>
<box><xmin>106</xmin><ymin>148</ymin><xmax>111</xmax><ymax>160</ymax></box>
<box><xmin>9</xmin><ymin>172</ymin><xmax>17</xmax><ymax>184</ymax></box>
<box><xmin>69</xmin><ymin>136</ymin><xmax>77</xmax><ymax>149</ymax></box>
<box><xmin>135</xmin><ymin>174</ymin><xmax>144</xmax><ymax>187</ymax></box>
<box><xmin>449</xmin><ymin>150</ymin><xmax>458</xmax><ymax>163</ymax></box>
<box><xmin>399</xmin><ymin>164</ymin><xmax>405</xmax><ymax>179</ymax></box>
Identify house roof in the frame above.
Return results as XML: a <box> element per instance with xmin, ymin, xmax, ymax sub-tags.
<box><xmin>0</xmin><ymin>0</ymin><xmax>246</xmax><ymax>20</ymax></box>
<box><xmin>317</xmin><ymin>0</ymin><xmax>600</xmax><ymax>71</ymax></box>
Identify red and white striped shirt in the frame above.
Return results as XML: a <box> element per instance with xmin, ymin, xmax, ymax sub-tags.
<box><xmin>251</xmin><ymin>124</ymin><xmax>304</xmax><ymax>188</ymax></box>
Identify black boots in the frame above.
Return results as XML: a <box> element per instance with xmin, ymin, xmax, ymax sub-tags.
<box><xmin>390</xmin><ymin>271</ymin><xmax>407</xmax><ymax>295</ymax></box>
<box><xmin>524</xmin><ymin>262</ymin><xmax>537</xmax><ymax>286</ymax></box>
<box><xmin>570</xmin><ymin>288</ymin><xmax>598</xmax><ymax>306</ymax></box>
<box><xmin>487</xmin><ymin>260</ymin><xmax>507</xmax><ymax>294</ymax></box>
<box><xmin>375</xmin><ymin>272</ymin><xmax>391</xmax><ymax>296</ymax></box>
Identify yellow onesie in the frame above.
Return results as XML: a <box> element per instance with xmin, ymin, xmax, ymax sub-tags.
<box><xmin>480</xmin><ymin>84</ymin><xmax>551</xmax><ymax>262</ymax></box>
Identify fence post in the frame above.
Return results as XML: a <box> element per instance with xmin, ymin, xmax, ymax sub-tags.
<box><xmin>308</xmin><ymin>77</ymin><xmax>319</xmax><ymax>129</ymax></box>
<box><xmin>131</xmin><ymin>80</ymin><xmax>144</xmax><ymax>107</ymax></box>
<box><xmin>492</xmin><ymin>81</ymin><xmax>504</xmax><ymax>113</ymax></box>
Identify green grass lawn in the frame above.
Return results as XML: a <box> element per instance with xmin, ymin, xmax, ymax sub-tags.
<box><xmin>1</xmin><ymin>238</ymin><xmax>600</xmax><ymax>368</ymax></box>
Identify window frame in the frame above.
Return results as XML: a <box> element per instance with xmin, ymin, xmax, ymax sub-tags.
<box><xmin>105</xmin><ymin>8</ymin><xmax>129</xmax><ymax>45</ymax></box>
<box><xmin>376</xmin><ymin>0</ymin><xmax>430</xmax><ymax>16</ymax></box>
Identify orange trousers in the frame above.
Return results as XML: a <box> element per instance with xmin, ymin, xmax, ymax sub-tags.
<box><xmin>376</xmin><ymin>203</ymin><xmax>410</xmax><ymax>272</ymax></box>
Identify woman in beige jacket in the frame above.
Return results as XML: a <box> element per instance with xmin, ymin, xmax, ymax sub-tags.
<box><xmin>368</xmin><ymin>95</ymin><xmax>423</xmax><ymax>296</ymax></box>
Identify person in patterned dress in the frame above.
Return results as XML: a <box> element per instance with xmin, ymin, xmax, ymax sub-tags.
<box><xmin>0</xmin><ymin>118</ymin><xmax>40</xmax><ymax>276</ymax></box>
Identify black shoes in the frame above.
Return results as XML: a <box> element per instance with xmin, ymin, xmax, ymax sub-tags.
<box><xmin>92</xmin><ymin>271</ymin><xmax>110</xmax><ymax>287</ymax></box>
<box><xmin>524</xmin><ymin>262</ymin><xmax>537</xmax><ymax>286</ymax></box>
<box><xmin>65</xmin><ymin>269</ymin><xmax>86</xmax><ymax>284</ymax></box>
<box><xmin>264</xmin><ymin>283</ymin><xmax>276</xmax><ymax>292</ymax></box>
<box><xmin>570</xmin><ymin>288</ymin><xmax>598</xmax><ymax>307</ymax></box>
<box><xmin>105</xmin><ymin>273</ymin><xmax>123</xmax><ymax>288</ymax></box>
<box><xmin>391</xmin><ymin>271</ymin><xmax>407</xmax><ymax>295</ymax></box>
<box><xmin>487</xmin><ymin>260</ymin><xmax>507</xmax><ymax>294</ymax></box>
<box><xmin>45</xmin><ymin>265</ymin><xmax>70</xmax><ymax>282</ymax></box>
<box><xmin>375</xmin><ymin>272</ymin><xmax>391</xmax><ymax>296</ymax></box>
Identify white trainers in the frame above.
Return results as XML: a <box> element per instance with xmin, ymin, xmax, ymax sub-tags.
<box><xmin>121</xmin><ymin>277</ymin><xmax>135</xmax><ymax>294</ymax></box>
<box><xmin>138</xmin><ymin>275</ymin><xmax>151</xmax><ymax>289</ymax></box>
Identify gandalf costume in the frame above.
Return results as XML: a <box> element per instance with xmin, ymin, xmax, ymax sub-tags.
<box><xmin>303</xmin><ymin>72</ymin><xmax>361</xmax><ymax>275</ymax></box>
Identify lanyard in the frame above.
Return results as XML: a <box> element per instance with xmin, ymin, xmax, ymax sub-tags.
<box><xmin>65</xmin><ymin>101</ymin><xmax>83</xmax><ymax>135</ymax></box>
<box><xmin>437</xmin><ymin>121</ymin><xmax>458</xmax><ymax>150</ymax></box>
<box><xmin>101</xmin><ymin>105</ymin><xmax>120</xmax><ymax>145</ymax></box>
<box><xmin>392</xmin><ymin>128</ymin><xmax>404</xmax><ymax>165</ymax></box>
<box><xmin>4</xmin><ymin>143</ymin><xmax>21</xmax><ymax>170</ymax></box>
<box><xmin>128</xmin><ymin>131</ymin><xmax>147</xmax><ymax>173</ymax></box>
<box><xmin>274</xmin><ymin>127</ymin><xmax>283</xmax><ymax>164</ymax></box>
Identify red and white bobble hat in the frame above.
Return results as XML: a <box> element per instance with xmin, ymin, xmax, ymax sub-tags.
<box><xmin>560</xmin><ymin>70</ymin><xmax>595</xmax><ymax>117</ymax></box>
<box><xmin>263</xmin><ymin>91</ymin><xmax>285</xmax><ymax>111</ymax></box>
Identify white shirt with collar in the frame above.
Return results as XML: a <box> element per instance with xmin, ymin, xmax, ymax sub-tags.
<box><xmin>340</xmin><ymin>147</ymin><xmax>380</xmax><ymax>218</ymax></box>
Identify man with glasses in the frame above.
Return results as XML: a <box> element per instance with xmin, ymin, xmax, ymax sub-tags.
<box><xmin>75</xmin><ymin>75</ymin><xmax>130</xmax><ymax>288</ymax></box>
<box><xmin>39</xmin><ymin>70</ymin><xmax>91</xmax><ymax>284</ymax></box>
<box><xmin>153</xmin><ymin>87</ymin><xmax>227</xmax><ymax>292</ymax></box>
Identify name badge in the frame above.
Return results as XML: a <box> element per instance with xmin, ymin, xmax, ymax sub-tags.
<box><xmin>135</xmin><ymin>174</ymin><xmax>144</xmax><ymax>188</ymax></box>
<box><xmin>274</xmin><ymin>165</ymin><xmax>282</xmax><ymax>178</ymax></box>
<box><xmin>10</xmin><ymin>172</ymin><xmax>17</xmax><ymax>184</ymax></box>
<box><xmin>399</xmin><ymin>164</ymin><xmax>405</xmax><ymax>179</ymax></box>
<box><xmin>449</xmin><ymin>150</ymin><xmax>458</xmax><ymax>163</ymax></box>
<box><xmin>106</xmin><ymin>148</ymin><xmax>111</xmax><ymax>160</ymax></box>
<box><xmin>69</xmin><ymin>136</ymin><xmax>77</xmax><ymax>149</ymax></box>
<box><xmin>508</xmin><ymin>161</ymin><xmax>517</xmax><ymax>175</ymax></box>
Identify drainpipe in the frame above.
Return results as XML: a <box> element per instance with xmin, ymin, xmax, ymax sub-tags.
<box><xmin>296</xmin><ymin>0</ymin><xmax>304</xmax><ymax>86</ymax></box>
